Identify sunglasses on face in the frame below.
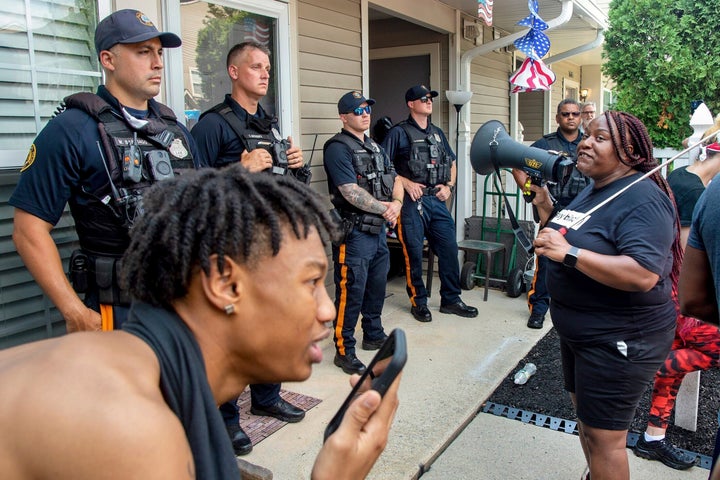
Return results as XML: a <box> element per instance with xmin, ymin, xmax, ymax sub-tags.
<box><xmin>419</xmin><ymin>97</ymin><xmax>434</xmax><ymax>103</ymax></box>
<box><xmin>582</xmin><ymin>110</ymin><xmax>596</xmax><ymax>115</ymax></box>
<box><xmin>560</xmin><ymin>111</ymin><xmax>581</xmax><ymax>118</ymax></box>
<box><xmin>350</xmin><ymin>105</ymin><xmax>372</xmax><ymax>116</ymax></box>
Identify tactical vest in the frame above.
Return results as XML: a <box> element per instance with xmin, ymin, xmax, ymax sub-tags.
<box><xmin>542</xmin><ymin>132</ymin><xmax>588</xmax><ymax>206</ymax></box>
<box><xmin>62</xmin><ymin>92</ymin><xmax>195</xmax><ymax>254</ymax></box>
<box><xmin>399</xmin><ymin>122</ymin><xmax>451</xmax><ymax>186</ymax></box>
<box><xmin>324</xmin><ymin>133</ymin><xmax>394</xmax><ymax>215</ymax></box>
<box><xmin>203</xmin><ymin>103</ymin><xmax>292</xmax><ymax>176</ymax></box>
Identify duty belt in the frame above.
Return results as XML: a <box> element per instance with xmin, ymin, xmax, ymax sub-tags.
<box><xmin>339</xmin><ymin>211</ymin><xmax>385</xmax><ymax>235</ymax></box>
<box><xmin>69</xmin><ymin>250</ymin><xmax>131</xmax><ymax>306</ymax></box>
<box><xmin>422</xmin><ymin>186</ymin><xmax>439</xmax><ymax>196</ymax></box>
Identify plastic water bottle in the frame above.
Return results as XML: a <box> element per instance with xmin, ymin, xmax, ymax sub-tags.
<box><xmin>513</xmin><ymin>362</ymin><xmax>537</xmax><ymax>385</ymax></box>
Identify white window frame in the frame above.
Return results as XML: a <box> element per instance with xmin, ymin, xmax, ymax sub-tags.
<box><xmin>0</xmin><ymin>0</ymin><xmax>112</xmax><ymax>169</ymax></box>
<box><xmin>163</xmin><ymin>0</ymin><xmax>292</xmax><ymax>136</ymax></box>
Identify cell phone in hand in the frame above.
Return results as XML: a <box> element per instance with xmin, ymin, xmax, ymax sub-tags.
<box><xmin>323</xmin><ymin>328</ymin><xmax>407</xmax><ymax>442</ymax></box>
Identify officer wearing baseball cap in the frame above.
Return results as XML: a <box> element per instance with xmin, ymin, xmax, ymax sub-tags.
<box><xmin>382</xmin><ymin>84</ymin><xmax>478</xmax><ymax>323</ymax></box>
<box><xmin>10</xmin><ymin>9</ymin><xmax>203</xmax><ymax>334</ymax></box>
<box><xmin>94</xmin><ymin>9</ymin><xmax>182</xmax><ymax>55</ymax></box>
<box><xmin>404</xmin><ymin>85</ymin><xmax>439</xmax><ymax>103</ymax></box>
<box><xmin>337</xmin><ymin>90</ymin><xmax>376</xmax><ymax>113</ymax></box>
<box><xmin>324</xmin><ymin>90</ymin><xmax>403</xmax><ymax>374</ymax></box>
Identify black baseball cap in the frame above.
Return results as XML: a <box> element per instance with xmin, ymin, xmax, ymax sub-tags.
<box><xmin>337</xmin><ymin>90</ymin><xmax>376</xmax><ymax>114</ymax></box>
<box><xmin>405</xmin><ymin>85</ymin><xmax>439</xmax><ymax>102</ymax></box>
<box><xmin>95</xmin><ymin>9</ymin><xmax>182</xmax><ymax>56</ymax></box>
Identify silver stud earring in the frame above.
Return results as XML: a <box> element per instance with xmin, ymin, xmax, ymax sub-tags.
<box><xmin>224</xmin><ymin>304</ymin><xmax>235</xmax><ymax>315</ymax></box>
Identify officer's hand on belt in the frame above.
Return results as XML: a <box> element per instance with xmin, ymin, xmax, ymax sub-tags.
<box><xmin>406</xmin><ymin>181</ymin><xmax>425</xmax><ymax>202</ymax></box>
<box><xmin>436</xmin><ymin>184</ymin><xmax>453</xmax><ymax>202</ymax></box>
<box><xmin>241</xmin><ymin>149</ymin><xmax>273</xmax><ymax>173</ymax></box>
<box><xmin>286</xmin><ymin>136</ymin><xmax>304</xmax><ymax>169</ymax></box>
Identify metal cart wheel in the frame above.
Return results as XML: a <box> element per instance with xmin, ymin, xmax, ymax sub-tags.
<box><xmin>505</xmin><ymin>267</ymin><xmax>525</xmax><ymax>298</ymax></box>
<box><xmin>460</xmin><ymin>261</ymin><xmax>476</xmax><ymax>290</ymax></box>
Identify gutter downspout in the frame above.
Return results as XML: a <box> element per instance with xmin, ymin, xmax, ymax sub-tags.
<box><xmin>544</xmin><ymin>29</ymin><xmax>605</xmax><ymax>65</ymax></box>
<box><xmin>454</xmin><ymin>0</ymin><xmax>573</xmax><ymax>242</ymax></box>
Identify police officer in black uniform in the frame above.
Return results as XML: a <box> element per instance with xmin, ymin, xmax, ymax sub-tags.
<box><xmin>10</xmin><ymin>9</ymin><xmax>203</xmax><ymax>333</ymax></box>
<box><xmin>382</xmin><ymin>85</ymin><xmax>478</xmax><ymax>323</ymax></box>
<box><xmin>324</xmin><ymin>91</ymin><xmax>403</xmax><ymax>375</ymax></box>
<box><xmin>191</xmin><ymin>42</ymin><xmax>308</xmax><ymax>178</ymax></box>
<box><xmin>191</xmin><ymin>41</ymin><xmax>308</xmax><ymax>456</ymax></box>
<box><xmin>516</xmin><ymin>98</ymin><xmax>588</xmax><ymax>329</ymax></box>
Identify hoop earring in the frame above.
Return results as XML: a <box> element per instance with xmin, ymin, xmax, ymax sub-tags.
<box><xmin>224</xmin><ymin>304</ymin><xmax>235</xmax><ymax>315</ymax></box>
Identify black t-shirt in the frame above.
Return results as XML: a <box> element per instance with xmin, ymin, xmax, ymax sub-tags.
<box><xmin>667</xmin><ymin>166</ymin><xmax>704</xmax><ymax>227</ymax></box>
<box><xmin>547</xmin><ymin>173</ymin><xmax>677</xmax><ymax>343</ymax></box>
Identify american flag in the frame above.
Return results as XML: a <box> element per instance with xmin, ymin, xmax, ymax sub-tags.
<box><xmin>243</xmin><ymin>17</ymin><xmax>271</xmax><ymax>46</ymax></box>
<box><xmin>509</xmin><ymin>57</ymin><xmax>556</xmax><ymax>93</ymax></box>
<box><xmin>478</xmin><ymin>0</ymin><xmax>493</xmax><ymax>27</ymax></box>
<box><xmin>513</xmin><ymin>0</ymin><xmax>550</xmax><ymax>60</ymax></box>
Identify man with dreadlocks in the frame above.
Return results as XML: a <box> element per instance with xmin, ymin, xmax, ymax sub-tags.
<box><xmin>529</xmin><ymin>111</ymin><xmax>681</xmax><ymax>480</ymax></box>
<box><xmin>0</xmin><ymin>165</ymin><xmax>401</xmax><ymax>479</ymax></box>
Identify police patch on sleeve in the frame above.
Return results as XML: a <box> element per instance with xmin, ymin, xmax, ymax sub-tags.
<box><xmin>169</xmin><ymin>138</ymin><xmax>189</xmax><ymax>159</ymax></box>
<box><xmin>20</xmin><ymin>144</ymin><xmax>36</xmax><ymax>172</ymax></box>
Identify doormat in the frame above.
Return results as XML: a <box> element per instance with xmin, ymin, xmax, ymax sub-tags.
<box><xmin>236</xmin><ymin>389</ymin><xmax>322</xmax><ymax>445</ymax></box>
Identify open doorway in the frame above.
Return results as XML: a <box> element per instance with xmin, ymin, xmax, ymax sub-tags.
<box><xmin>368</xmin><ymin>10</ymin><xmax>446</xmax><ymax>139</ymax></box>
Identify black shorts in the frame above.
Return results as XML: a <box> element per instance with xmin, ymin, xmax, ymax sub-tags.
<box><xmin>560</xmin><ymin>327</ymin><xmax>674</xmax><ymax>430</ymax></box>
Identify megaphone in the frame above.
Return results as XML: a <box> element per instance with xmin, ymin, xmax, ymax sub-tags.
<box><xmin>470</xmin><ymin>120</ymin><xmax>574</xmax><ymax>185</ymax></box>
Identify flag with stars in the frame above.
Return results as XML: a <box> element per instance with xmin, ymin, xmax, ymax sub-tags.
<box><xmin>513</xmin><ymin>0</ymin><xmax>551</xmax><ymax>60</ymax></box>
<box><xmin>478</xmin><ymin>0</ymin><xmax>493</xmax><ymax>26</ymax></box>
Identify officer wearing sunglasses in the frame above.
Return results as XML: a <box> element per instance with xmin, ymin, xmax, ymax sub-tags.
<box><xmin>381</xmin><ymin>85</ymin><xmax>478</xmax><ymax>323</ymax></box>
<box><xmin>323</xmin><ymin>91</ymin><xmax>404</xmax><ymax>375</ymax></box>
<box><xmin>512</xmin><ymin>98</ymin><xmax>588</xmax><ymax>330</ymax></box>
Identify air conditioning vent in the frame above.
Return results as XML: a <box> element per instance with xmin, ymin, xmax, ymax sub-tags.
<box><xmin>464</xmin><ymin>20</ymin><xmax>482</xmax><ymax>42</ymax></box>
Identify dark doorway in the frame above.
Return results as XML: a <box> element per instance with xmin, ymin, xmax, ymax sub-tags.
<box><xmin>369</xmin><ymin>55</ymin><xmax>430</xmax><ymax>131</ymax></box>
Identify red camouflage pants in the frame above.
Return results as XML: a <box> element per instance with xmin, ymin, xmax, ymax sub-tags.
<box><xmin>648</xmin><ymin>314</ymin><xmax>720</xmax><ymax>429</ymax></box>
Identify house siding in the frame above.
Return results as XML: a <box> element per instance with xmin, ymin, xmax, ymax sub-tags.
<box><xmin>0</xmin><ymin>172</ymin><xmax>75</xmax><ymax>348</ymax></box>
<box><xmin>297</xmin><ymin>0</ymin><xmax>362</xmax><ymax>194</ymax></box>
<box><xmin>464</xmin><ymin>26</ymin><xmax>513</xmax><ymax>220</ymax></box>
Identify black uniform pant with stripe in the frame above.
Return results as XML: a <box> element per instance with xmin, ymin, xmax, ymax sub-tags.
<box><xmin>332</xmin><ymin>227</ymin><xmax>389</xmax><ymax>356</ymax></box>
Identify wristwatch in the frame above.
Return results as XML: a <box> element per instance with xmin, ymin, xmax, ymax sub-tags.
<box><xmin>563</xmin><ymin>246</ymin><xmax>580</xmax><ymax>268</ymax></box>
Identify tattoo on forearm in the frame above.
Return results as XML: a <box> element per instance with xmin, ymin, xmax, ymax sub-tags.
<box><xmin>338</xmin><ymin>184</ymin><xmax>386</xmax><ymax>214</ymax></box>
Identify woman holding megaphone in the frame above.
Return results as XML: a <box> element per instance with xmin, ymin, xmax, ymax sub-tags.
<box><xmin>529</xmin><ymin>111</ymin><xmax>682</xmax><ymax>480</ymax></box>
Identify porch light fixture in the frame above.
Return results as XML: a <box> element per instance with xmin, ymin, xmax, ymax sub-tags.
<box><xmin>579</xmin><ymin>88</ymin><xmax>589</xmax><ymax>102</ymax></box>
<box><xmin>445</xmin><ymin>90</ymin><xmax>474</xmax><ymax>227</ymax></box>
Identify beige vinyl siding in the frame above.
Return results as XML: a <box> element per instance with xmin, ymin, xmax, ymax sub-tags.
<box><xmin>465</xmin><ymin>26</ymin><xmax>513</xmax><ymax>218</ymax></box>
<box><xmin>520</xmin><ymin>92</ymin><xmax>545</xmax><ymax>142</ymax></box>
<box><xmin>297</xmin><ymin>0</ymin><xmax>362</xmax><ymax>192</ymax></box>
<box><xmin>549</xmin><ymin>59</ymin><xmax>582</xmax><ymax>132</ymax></box>
<box><xmin>0</xmin><ymin>172</ymin><xmax>75</xmax><ymax>348</ymax></box>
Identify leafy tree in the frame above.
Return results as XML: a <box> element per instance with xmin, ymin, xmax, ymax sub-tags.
<box><xmin>603</xmin><ymin>0</ymin><xmax>720</xmax><ymax>148</ymax></box>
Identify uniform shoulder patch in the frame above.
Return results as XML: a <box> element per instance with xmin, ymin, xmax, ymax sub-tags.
<box><xmin>20</xmin><ymin>144</ymin><xmax>36</xmax><ymax>172</ymax></box>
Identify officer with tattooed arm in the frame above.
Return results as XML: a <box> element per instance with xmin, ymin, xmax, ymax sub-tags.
<box><xmin>324</xmin><ymin>91</ymin><xmax>403</xmax><ymax>375</ymax></box>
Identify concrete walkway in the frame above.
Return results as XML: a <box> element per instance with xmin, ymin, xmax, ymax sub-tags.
<box><xmin>243</xmin><ymin>276</ymin><xmax>709</xmax><ymax>479</ymax></box>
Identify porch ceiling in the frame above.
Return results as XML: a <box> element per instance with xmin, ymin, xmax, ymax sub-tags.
<box><xmin>440</xmin><ymin>0</ymin><xmax>608</xmax><ymax>66</ymax></box>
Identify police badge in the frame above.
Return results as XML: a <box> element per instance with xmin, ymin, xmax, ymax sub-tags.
<box><xmin>169</xmin><ymin>138</ymin><xmax>189</xmax><ymax>159</ymax></box>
